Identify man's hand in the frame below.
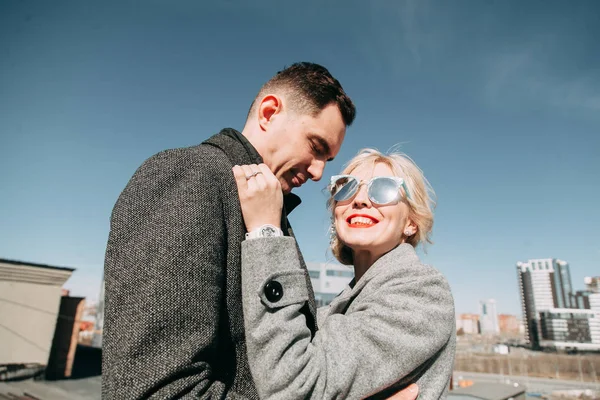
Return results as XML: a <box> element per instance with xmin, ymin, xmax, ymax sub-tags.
<box><xmin>386</xmin><ymin>384</ymin><xmax>418</xmax><ymax>400</ymax></box>
<box><xmin>233</xmin><ymin>163</ymin><xmax>283</xmax><ymax>232</ymax></box>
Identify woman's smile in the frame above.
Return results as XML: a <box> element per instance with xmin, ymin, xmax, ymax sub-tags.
<box><xmin>346</xmin><ymin>214</ymin><xmax>379</xmax><ymax>228</ymax></box>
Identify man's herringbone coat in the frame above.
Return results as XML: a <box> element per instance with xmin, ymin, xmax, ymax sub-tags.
<box><xmin>102</xmin><ymin>129</ymin><xmax>317</xmax><ymax>399</ymax></box>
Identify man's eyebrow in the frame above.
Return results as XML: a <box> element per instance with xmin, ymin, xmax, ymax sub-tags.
<box><xmin>311</xmin><ymin>136</ymin><xmax>334</xmax><ymax>161</ymax></box>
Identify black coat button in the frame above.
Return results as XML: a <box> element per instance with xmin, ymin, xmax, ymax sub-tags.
<box><xmin>264</xmin><ymin>281</ymin><xmax>283</xmax><ymax>303</ymax></box>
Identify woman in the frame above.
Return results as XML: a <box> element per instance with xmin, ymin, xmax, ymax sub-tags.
<box><xmin>232</xmin><ymin>148</ymin><xmax>455</xmax><ymax>400</ymax></box>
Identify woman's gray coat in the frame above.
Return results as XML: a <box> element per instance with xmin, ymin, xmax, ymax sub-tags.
<box><xmin>241</xmin><ymin>237</ymin><xmax>456</xmax><ymax>400</ymax></box>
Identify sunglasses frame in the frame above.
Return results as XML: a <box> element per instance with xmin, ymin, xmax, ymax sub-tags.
<box><xmin>329</xmin><ymin>174</ymin><xmax>412</xmax><ymax>204</ymax></box>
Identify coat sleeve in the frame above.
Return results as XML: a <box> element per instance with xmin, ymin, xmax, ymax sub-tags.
<box><xmin>102</xmin><ymin>149</ymin><xmax>248</xmax><ymax>399</ymax></box>
<box><xmin>241</xmin><ymin>237</ymin><xmax>454</xmax><ymax>400</ymax></box>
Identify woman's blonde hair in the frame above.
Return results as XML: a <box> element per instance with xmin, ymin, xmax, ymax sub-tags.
<box><xmin>328</xmin><ymin>148</ymin><xmax>437</xmax><ymax>265</ymax></box>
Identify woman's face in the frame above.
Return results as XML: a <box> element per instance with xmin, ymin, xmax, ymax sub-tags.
<box><xmin>334</xmin><ymin>162</ymin><xmax>413</xmax><ymax>257</ymax></box>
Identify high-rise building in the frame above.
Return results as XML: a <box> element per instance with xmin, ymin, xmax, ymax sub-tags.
<box><xmin>479</xmin><ymin>299</ymin><xmax>500</xmax><ymax>334</ymax></box>
<box><xmin>538</xmin><ymin>308</ymin><xmax>600</xmax><ymax>349</ymax></box>
<box><xmin>569</xmin><ymin>280</ymin><xmax>600</xmax><ymax>347</ymax></box>
<box><xmin>516</xmin><ymin>258</ymin><xmax>574</xmax><ymax>348</ymax></box>
<box><xmin>517</xmin><ymin>260</ymin><xmax>600</xmax><ymax>350</ymax></box>
<box><xmin>569</xmin><ymin>276</ymin><xmax>600</xmax><ymax>311</ymax></box>
<box><xmin>589</xmin><ymin>292</ymin><xmax>600</xmax><ymax>311</ymax></box>
<box><xmin>307</xmin><ymin>262</ymin><xmax>354</xmax><ymax>307</ymax></box>
<box><xmin>572</xmin><ymin>290</ymin><xmax>593</xmax><ymax>310</ymax></box>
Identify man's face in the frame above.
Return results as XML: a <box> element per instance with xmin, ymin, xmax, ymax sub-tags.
<box><xmin>263</xmin><ymin>103</ymin><xmax>346</xmax><ymax>194</ymax></box>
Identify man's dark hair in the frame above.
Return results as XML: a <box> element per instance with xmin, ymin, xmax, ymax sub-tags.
<box><xmin>248</xmin><ymin>62</ymin><xmax>356</xmax><ymax>126</ymax></box>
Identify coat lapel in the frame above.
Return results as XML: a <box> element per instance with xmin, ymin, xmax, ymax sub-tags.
<box><xmin>202</xmin><ymin>129</ymin><xmax>318</xmax><ymax>333</ymax></box>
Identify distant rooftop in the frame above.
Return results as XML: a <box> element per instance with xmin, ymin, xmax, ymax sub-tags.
<box><xmin>0</xmin><ymin>258</ymin><xmax>75</xmax><ymax>272</ymax></box>
<box><xmin>0</xmin><ymin>258</ymin><xmax>75</xmax><ymax>286</ymax></box>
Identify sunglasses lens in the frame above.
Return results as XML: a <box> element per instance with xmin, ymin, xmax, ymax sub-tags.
<box><xmin>370</xmin><ymin>177</ymin><xmax>400</xmax><ymax>204</ymax></box>
<box><xmin>332</xmin><ymin>177</ymin><xmax>358</xmax><ymax>201</ymax></box>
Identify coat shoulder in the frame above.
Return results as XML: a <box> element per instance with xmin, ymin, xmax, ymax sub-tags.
<box><xmin>359</xmin><ymin>256</ymin><xmax>455</xmax><ymax>319</ymax></box>
<box><xmin>369</xmin><ymin>253</ymin><xmax>451</xmax><ymax>292</ymax></box>
<box><xmin>125</xmin><ymin>143</ymin><xmax>236</xmax><ymax>193</ymax></box>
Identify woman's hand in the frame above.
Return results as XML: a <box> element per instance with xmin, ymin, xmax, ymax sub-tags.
<box><xmin>232</xmin><ymin>163</ymin><xmax>283</xmax><ymax>233</ymax></box>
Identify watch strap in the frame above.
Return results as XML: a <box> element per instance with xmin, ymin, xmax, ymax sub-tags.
<box><xmin>245</xmin><ymin>224</ymin><xmax>284</xmax><ymax>240</ymax></box>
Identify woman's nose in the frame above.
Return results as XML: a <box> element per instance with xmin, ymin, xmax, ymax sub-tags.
<box><xmin>352</xmin><ymin>184</ymin><xmax>371</xmax><ymax>207</ymax></box>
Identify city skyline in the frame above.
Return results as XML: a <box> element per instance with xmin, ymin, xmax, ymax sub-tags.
<box><xmin>517</xmin><ymin>258</ymin><xmax>600</xmax><ymax>349</ymax></box>
<box><xmin>1</xmin><ymin>1</ymin><xmax>599</xmax><ymax>315</ymax></box>
<box><xmin>4</xmin><ymin>254</ymin><xmax>595</xmax><ymax>319</ymax></box>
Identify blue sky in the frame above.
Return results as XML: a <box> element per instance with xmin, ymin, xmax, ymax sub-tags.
<box><xmin>1</xmin><ymin>1</ymin><xmax>599</xmax><ymax>315</ymax></box>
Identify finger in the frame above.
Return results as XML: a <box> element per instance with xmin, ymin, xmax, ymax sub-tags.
<box><xmin>232</xmin><ymin>165</ymin><xmax>248</xmax><ymax>188</ymax></box>
<box><xmin>240</xmin><ymin>164</ymin><xmax>254</xmax><ymax>179</ymax></box>
<box><xmin>249</xmin><ymin>164</ymin><xmax>268</xmax><ymax>189</ymax></box>
<box><xmin>232</xmin><ymin>165</ymin><xmax>248</xmax><ymax>194</ymax></box>
<box><xmin>386</xmin><ymin>384</ymin><xmax>419</xmax><ymax>400</ymax></box>
<box><xmin>258</xmin><ymin>163</ymin><xmax>280</xmax><ymax>189</ymax></box>
<box><xmin>241</xmin><ymin>165</ymin><xmax>259</xmax><ymax>190</ymax></box>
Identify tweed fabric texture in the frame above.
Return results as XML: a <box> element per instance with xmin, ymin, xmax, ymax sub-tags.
<box><xmin>257</xmin><ymin>270</ymin><xmax>309</xmax><ymax>308</ymax></box>
<box><xmin>102</xmin><ymin>129</ymin><xmax>316</xmax><ymax>399</ymax></box>
<box><xmin>242</xmin><ymin>238</ymin><xmax>456</xmax><ymax>400</ymax></box>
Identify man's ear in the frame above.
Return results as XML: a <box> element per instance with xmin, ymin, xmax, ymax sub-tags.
<box><xmin>257</xmin><ymin>94</ymin><xmax>282</xmax><ymax>131</ymax></box>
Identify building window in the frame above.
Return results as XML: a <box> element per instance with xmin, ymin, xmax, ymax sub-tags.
<box><xmin>326</xmin><ymin>270</ymin><xmax>354</xmax><ymax>278</ymax></box>
<box><xmin>309</xmin><ymin>271</ymin><xmax>320</xmax><ymax>279</ymax></box>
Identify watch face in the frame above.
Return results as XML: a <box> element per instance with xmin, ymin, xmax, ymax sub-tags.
<box><xmin>261</xmin><ymin>226</ymin><xmax>277</xmax><ymax>237</ymax></box>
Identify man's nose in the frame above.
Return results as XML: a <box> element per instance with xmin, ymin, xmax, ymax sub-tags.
<box><xmin>308</xmin><ymin>160</ymin><xmax>325</xmax><ymax>182</ymax></box>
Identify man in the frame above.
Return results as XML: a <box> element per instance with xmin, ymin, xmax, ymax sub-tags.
<box><xmin>103</xmin><ymin>62</ymin><xmax>418</xmax><ymax>399</ymax></box>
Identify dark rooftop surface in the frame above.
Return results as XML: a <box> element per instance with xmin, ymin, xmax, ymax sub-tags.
<box><xmin>0</xmin><ymin>376</ymin><xmax>101</xmax><ymax>400</ymax></box>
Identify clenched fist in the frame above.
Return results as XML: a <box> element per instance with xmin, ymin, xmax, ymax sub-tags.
<box><xmin>232</xmin><ymin>163</ymin><xmax>283</xmax><ymax>233</ymax></box>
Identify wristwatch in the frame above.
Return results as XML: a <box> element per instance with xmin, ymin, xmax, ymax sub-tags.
<box><xmin>245</xmin><ymin>224</ymin><xmax>284</xmax><ymax>240</ymax></box>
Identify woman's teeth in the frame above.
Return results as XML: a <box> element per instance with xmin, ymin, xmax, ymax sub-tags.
<box><xmin>350</xmin><ymin>217</ymin><xmax>375</xmax><ymax>225</ymax></box>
